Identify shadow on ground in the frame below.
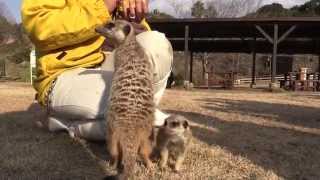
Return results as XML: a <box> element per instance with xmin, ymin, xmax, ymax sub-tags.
<box><xmin>197</xmin><ymin>98</ymin><xmax>320</xmax><ymax>129</ymax></box>
<box><xmin>0</xmin><ymin>103</ymin><xmax>107</xmax><ymax>179</ymax></box>
<box><xmin>166</xmin><ymin>97</ymin><xmax>320</xmax><ymax>180</ymax></box>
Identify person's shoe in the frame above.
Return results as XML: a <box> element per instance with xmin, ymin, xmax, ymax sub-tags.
<box><xmin>47</xmin><ymin>116</ymin><xmax>69</xmax><ymax>132</ymax></box>
<box><xmin>68</xmin><ymin>124</ymin><xmax>81</xmax><ymax>139</ymax></box>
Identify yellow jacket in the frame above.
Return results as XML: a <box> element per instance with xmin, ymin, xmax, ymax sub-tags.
<box><xmin>21</xmin><ymin>0</ymin><xmax>150</xmax><ymax>106</ymax></box>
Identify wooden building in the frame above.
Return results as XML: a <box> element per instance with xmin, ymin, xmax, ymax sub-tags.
<box><xmin>149</xmin><ymin>17</ymin><xmax>320</xmax><ymax>87</ymax></box>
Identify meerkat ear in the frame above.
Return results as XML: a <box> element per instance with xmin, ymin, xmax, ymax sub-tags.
<box><xmin>123</xmin><ymin>24</ymin><xmax>131</xmax><ymax>36</ymax></box>
<box><xmin>183</xmin><ymin>120</ymin><xmax>189</xmax><ymax>129</ymax></box>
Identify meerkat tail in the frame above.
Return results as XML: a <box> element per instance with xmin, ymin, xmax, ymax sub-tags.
<box><xmin>104</xmin><ymin>140</ymin><xmax>138</xmax><ymax>180</ymax></box>
<box><xmin>117</xmin><ymin>136</ymin><xmax>139</xmax><ymax>180</ymax></box>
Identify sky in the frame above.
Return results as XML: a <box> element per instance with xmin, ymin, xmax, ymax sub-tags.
<box><xmin>0</xmin><ymin>0</ymin><xmax>310</xmax><ymax>23</ymax></box>
<box><xmin>150</xmin><ymin>0</ymin><xmax>309</xmax><ymax>17</ymax></box>
<box><xmin>0</xmin><ymin>0</ymin><xmax>21</xmax><ymax>23</ymax></box>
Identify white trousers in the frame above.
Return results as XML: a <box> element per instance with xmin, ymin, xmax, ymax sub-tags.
<box><xmin>47</xmin><ymin>31</ymin><xmax>173</xmax><ymax>141</ymax></box>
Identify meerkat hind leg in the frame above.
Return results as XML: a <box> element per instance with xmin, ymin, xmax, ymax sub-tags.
<box><xmin>108</xmin><ymin>134</ymin><xmax>119</xmax><ymax>168</ymax></box>
<box><xmin>139</xmin><ymin>136</ymin><xmax>153</xmax><ymax>169</ymax></box>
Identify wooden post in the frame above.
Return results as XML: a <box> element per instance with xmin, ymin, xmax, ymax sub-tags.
<box><xmin>202</xmin><ymin>54</ymin><xmax>205</xmax><ymax>82</ymax></box>
<box><xmin>271</xmin><ymin>24</ymin><xmax>278</xmax><ymax>84</ymax></box>
<box><xmin>2</xmin><ymin>60</ymin><xmax>5</xmax><ymax>77</ymax></box>
<box><xmin>184</xmin><ymin>25</ymin><xmax>189</xmax><ymax>83</ymax></box>
<box><xmin>318</xmin><ymin>54</ymin><xmax>320</xmax><ymax>72</ymax></box>
<box><xmin>251</xmin><ymin>38</ymin><xmax>257</xmax><ymax>88</ymax></box>
<box><xmin>203</xmin><ymin>57</ymin><xmax>209</xmax><ymax>88</ymax></box>
<box><xmin>190</xmin><ymin>51</ymin><xmax>193</xmax><ymax>82</ymax></box>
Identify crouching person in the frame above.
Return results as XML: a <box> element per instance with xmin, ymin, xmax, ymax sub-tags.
<box><xmin>21</xmin><ymin>0</ymin><xmax>173</xmax><ymax>141</ymax></box>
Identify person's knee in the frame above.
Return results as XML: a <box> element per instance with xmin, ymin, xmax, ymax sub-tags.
<box><xmin>136</xmin><ymin>31</ymin><xmax>173</xmax><ymax>61</ymax></box>
<box><xmin>50</xmin><ymin>105</ymin><xmax>103</xmax><ymax>120</ymax></box>
<box><xmin>136</xmin><ymin>31</ymin><xmax>173</xmax><ymax>84</ymax></box>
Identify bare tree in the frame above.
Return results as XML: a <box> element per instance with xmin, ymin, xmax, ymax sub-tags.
<box><xmin>167</xmin><ymin>0</ymin><xmax>197</xmax><ymax>18</ymax></box>
<box><xmin>206</xmin><ymin>0</ymin><xmax>263</xmax><ymax>18</ymax></box>
<box><xmin>165</xmin><ymin>0</ymin><xmax>262</xmax><ymax>18</ymax></box>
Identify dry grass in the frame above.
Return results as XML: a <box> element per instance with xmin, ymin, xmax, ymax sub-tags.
<box><xmin>1</xmin><ymin>82</ymin><xmax>320</xmax><ymax>180</ymax></box>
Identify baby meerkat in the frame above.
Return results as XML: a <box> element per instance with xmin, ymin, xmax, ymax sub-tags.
<box><xmin>156</xmin><ymin>115</ymin><xmax>192</xmax><ymax>172</ymax></box>
<box><xmin>96</xmin><ymin>20</ymin><xmax>154</xmax><ymax>180</ymax></box>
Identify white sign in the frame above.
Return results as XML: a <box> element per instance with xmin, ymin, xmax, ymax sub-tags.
<box><xmin>30</xmin><ymin>50</ymin><xmax>36</xmax><ymax>68</ymax></box>
<box><xmin>30</xmin><ymin>50</ymin><xmax>36</xmax><ymax>84</ymax></box>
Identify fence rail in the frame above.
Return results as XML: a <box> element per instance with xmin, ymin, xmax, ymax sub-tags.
<box><xmin>237</xmin><ymin>75</ymin><xmax>289</xmax><ymax>84</ymax></box>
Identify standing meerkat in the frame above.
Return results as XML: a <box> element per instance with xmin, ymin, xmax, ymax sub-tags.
<box><xmin>96</xmin><ymin>20</ymin><xmax>154</xmax><ymax>180</ymax></box>
<box><xmin>156</xmin><ymin>115</ymin><xmax>192</xmax><ymax>172</ymax></box>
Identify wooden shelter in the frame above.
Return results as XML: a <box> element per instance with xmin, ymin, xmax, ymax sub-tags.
<box><xmin>149</xmin><ymin>17</ymin><xmax>320</xmax><ymax>87</ymax></box>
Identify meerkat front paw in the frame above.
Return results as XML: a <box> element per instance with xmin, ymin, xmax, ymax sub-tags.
<box><xmin>143</xmin><ymin>157</ymin><xmax>154</xmax><ymax>169</ymax></box>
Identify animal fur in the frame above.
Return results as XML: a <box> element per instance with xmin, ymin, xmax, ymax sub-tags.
<box><xmin>96</xmin><ymin>20</ymin><xmax>154</xmax><ymax>180</ymax></box>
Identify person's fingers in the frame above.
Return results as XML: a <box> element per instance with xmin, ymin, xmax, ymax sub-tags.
<box><xmin>121</xmin><ymin>0</ymin><xmax>149</xmax><ymax>22</ymax></box>
<box><xmin>121</xmin><ymin>0</ymin><xmax>129</xmax><ymax>18</ymax></box>
<box><xmin>141</xmin><ymin>0</ymin><xmax>148</xmax><ymax>14</ymax></box>
<box><xmin>129</xmin><ymin>0</ymin><xmax>136</xmax><ymax>19</ymax></box>
<box><xmin>135</xmin><ymin>0</ymin><xmax>142</xmax><ymax>21</ymax></box>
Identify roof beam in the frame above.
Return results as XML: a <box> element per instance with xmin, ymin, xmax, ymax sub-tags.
<box><xmin>255</xmin><ymin>25</ymin><xmax>274</xmax><ymax>44</ymax></box>
<box><xmin>278</xmin><ymin>25</ymin><xmax>297</xmax><ymax>44</ymax></box>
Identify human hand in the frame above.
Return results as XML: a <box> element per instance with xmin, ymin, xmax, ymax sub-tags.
<box><xmin>121</xmin><ymin>0</ymin><xmax>148</xmax><ymax>22</ymax></box>
<box><xmin>104</xmin><ymin>0</ymin><xmax>118</xmax><ymax>14</ymax></box>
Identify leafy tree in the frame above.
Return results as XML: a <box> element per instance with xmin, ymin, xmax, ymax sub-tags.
<box><xmin>191</xmin><ymin>1</ymin><xmax>218</xmax><ymax>18</ymax></box>
<box><xmin>191</xmin><ymin>1</ymin><xmax>206</xmax><ymax>18</ymax></box>
<box><xmin>291</xmin><ymin>0</ymin><xmax>320</xmax><ymax>16</ymax></box>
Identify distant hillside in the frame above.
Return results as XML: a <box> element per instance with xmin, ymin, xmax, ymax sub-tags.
<box><xmin>0</xmin><ymin>4</ymin><xmax>32</xmax><ymax>81</ymax></box>
<box><xmin>248</xmin><ymin>0</ymin><xmax>320</xmax><ymax>17</ymax></box>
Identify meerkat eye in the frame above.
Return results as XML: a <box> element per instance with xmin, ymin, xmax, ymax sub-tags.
<box><xmin>123</xmin><ymin>24</ymin><xmax>131</xmax><ymax>36</ymax></box>
<box><xmin>106</xmin><ymin>22</ymin><xmax>115</xmax><ymax>29</ymax></box>
<box><xmin>183</xmin><ymin>121</ymin><xmax>189</xmax><ymax>129</ymax></box>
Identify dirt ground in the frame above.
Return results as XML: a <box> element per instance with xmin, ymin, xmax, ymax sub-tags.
<box><xmin>1</xmin><ymin>82</ymin><xmax>320</xmax><ymax>180</ymax></box>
